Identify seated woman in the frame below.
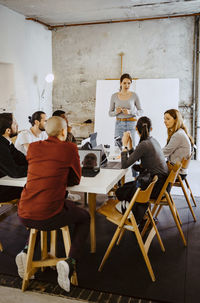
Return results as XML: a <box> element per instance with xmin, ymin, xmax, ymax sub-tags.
<box><xmin>116</xmin><ymin>116</ymin><xmax>169</xmax><ymax>224</ymax></box>
<box><xmin>163</xmin><ymin>109</ymin><xmax>194</xmax><ymax>178</ymax></box>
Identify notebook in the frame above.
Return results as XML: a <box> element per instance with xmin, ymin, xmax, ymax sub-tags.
<box><xmin>93</xmin><ymin>144</ymin><xmax>122</xmax><ymax>170</ymax></box>
<box><xmin>78</xmin><ymin>149</ymin><xmax>101</xmax><ymax>177</ymax></box>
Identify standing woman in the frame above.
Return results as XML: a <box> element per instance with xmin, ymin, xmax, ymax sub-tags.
<box><xmin>163</xmin><ymin>109</ymin><xmax>194</xmax><ymax>177</ymax></box>
<box><xmin>109</xmin><ymin>73</ymin><xmax>143</xmax><ymax>147</ymax></box>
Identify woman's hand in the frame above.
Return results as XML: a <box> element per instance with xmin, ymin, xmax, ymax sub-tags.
<box><xmin>116</xmin><ymin>107</ymin><xmax>122</xmax><ymax>114</ymax></box>
<box><xmin>122</xmin><ymin>108</ymin><xmax>130</xmax><ymax>115</ymax></box>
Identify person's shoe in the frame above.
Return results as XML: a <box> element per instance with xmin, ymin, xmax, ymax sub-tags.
<box><xmin>56</xmin><ymin>260</ymin><xmax>71</xmax><ymax>292</ymax></box>
<box><xmin>67</xmin><ymin>193</ymin><xmax>81</xmax><ymax>202</ymax></box>
<box><xmin>57</xmin><ymin>258</ymin><xmax>76</xmax><ymax>292</ymax></box>
<box><xmin>15</xmin><ymin>251</ymin><xmax>34</xmax><ymax>279</ymax></box>
<box><xmin>153</xmin><ymin>217</ymin><xmax>159</xmax><ymax>224</ymax></box>
<box><xmin>15</xmin><ymin>252</ymin><xmax>26</xmax><ymax>279</ymax></box>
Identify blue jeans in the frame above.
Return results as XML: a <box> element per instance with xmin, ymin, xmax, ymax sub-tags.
<box><xmin>115</xmin><ymin>120</ymin><xmax>137</xmax><ymax>177</ymax></box>
<box><xmin>115</xmin><ymin>120</ymin><xmax>137</xmax><ymax>147</ymax></box>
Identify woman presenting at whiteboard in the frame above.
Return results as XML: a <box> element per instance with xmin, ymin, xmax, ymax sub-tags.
<box><xmin>108</xmin><ymin>73</ymin><xmax>143</xmax><ymax>147</ymax></box>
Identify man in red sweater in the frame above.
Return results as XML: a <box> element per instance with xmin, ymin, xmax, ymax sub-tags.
<box><xmin>16</xmin><ymin>116</ymin><xmax>90</xmax><ymax>292</ymax></box>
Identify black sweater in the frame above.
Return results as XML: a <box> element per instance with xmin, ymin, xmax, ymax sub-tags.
<box><xmin>0</xmin><ymin>135</ymin><xmax>27</xmax><ymax>178</ymax></box>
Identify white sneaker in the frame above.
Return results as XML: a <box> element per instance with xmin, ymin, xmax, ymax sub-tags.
<box><xmin>67</xmin><ymin>193</ymin><xmax>81</xmax><ymax>202</ymax></box>
<box><xmin>56</xmin><ymin>260</ymin><xmax>70</xmax><ymax>292</ymax></box>
<box><xmin>15</xmin><ymin>251</ymin><xmax>34</xmax><ymax>279</ymax></box>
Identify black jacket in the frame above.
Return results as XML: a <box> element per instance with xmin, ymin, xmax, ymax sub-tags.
<box><xmin>0</xmin><ymin>135</ymin><xmax>27</xmax><ymax>178</ymax></box>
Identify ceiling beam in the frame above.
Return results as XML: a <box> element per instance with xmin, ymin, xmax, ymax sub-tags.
<box><xmin>26</xmin><ymin>12</ymin><xmax>200</xmax><ymax>30</ymax></box>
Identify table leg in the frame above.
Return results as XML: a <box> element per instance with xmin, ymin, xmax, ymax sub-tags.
<box><xmin>84</xmin><ymin>192</ymin><xmax>87</xmax><ymax>207</ymax></box>
<box><xmin>88</xmin><ymin>193</ymin><xmax>96</xmax><ymax>253</ymax></box>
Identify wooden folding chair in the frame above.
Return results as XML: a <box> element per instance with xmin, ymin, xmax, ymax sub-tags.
<box><xmin>171</xmin><ymin>155</ymin><xmax>197</xmax><ymax>221</ymax></box>
<box><xmin>97</xmin><ymin>176</ymin><xmax>165</xmax><ymax>282</ymax></box>
<box><xmin>0</xmin><ymin>199</ymin><xmax>19</xmax><ymax>251</ymax></box>
<box><xmin>141</xmin><ymin>162</ymin><xmax>187</xmax><ymax>246</ymax></box>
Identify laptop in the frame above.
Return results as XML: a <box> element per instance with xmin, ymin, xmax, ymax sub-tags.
<box><xmin>80</xmin><ymin>132</ymin><xmax>97</xmax><ymax>149</ymax></box>
<box><xmin>78</xmin><ymin>149</ymin><xmax>101</xmax><ymax>177</ymax></box>
<box><xmin>89</xmin><ymin>132</ymin><xmax>97</xmax><ymax>148</ymax></box>
<box><xmin>93</xmin><ymin>144</ymin><xmax>122</xmax><ymax>170</ymax></box>
<box><xmin>114</xmin><ymin>136</ymin><xmax>123</xmax><ymax>151</ymax></box>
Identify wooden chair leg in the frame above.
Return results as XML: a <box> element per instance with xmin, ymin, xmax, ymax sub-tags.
<box><xmin>98</xmin><ymin>226</ymin><xmax>122</xmax><ymax>272</ymax></box>
<box><xmin>166</xmin><ymin>193</ymin><xmax>187</xmax><ymax>246</ymax></box>
<box><xmin>141</xmin><ymin>217</ymin><xmax>151</xmax><ymax>237</ymax></box>
<box><xmin>169</xmin><ymin>194</ymin><xmax>182</xmax><ymax>226</ymax></box>
<box><xmin>50</xmin><ymin>230</ymin><xmax>57</xmax><ymax>257</ymax></box>
<box><xmin>61</xmin><ymin>226</ymin><xmax>71</xmax><ymax>256</ymax></box>
<box><xmin>185</xmin><ymin>178</ymin><xmax>197</xmax><ymax>207</ymax></box>
<box><xmin>178</xmin><ymin>176</ymin><xmax>196</xmax><ymax>221</ymax></box>
<box><xmin>61</xmin><ymin>226</ymin><xmax>78</xmax><ymax>286</ymax></box>
<box><xmin>71</xmin><ymin>271</ymin><xmax>78</xmax><ymax>286</ymax></box>
<box><xmin>154</xmin><ymin>205</ymin><xmax>163</xmax><ymax>218</ymax></box>
<box><xmin>40</xmin><ymin>231</ymin><xmax>48</xmax><ymax>272</ymax></box>
<box><xmin>22</xmin><ymin>229</ymin><xmax>38</xmax><ymax>291</ymax></box>
<box><xmin>116</xmin><ymin>228</ymin><xmax>125</xmax><ymax>246</ymax></box>
<box><xmin>141</xmin><ymin>203</ymin><xmax>159</xmax><ymax>237</ymax></box>
<box><xmin>147</xmin><ymin>209</ymin><xmax>165</xmax><ymax>252</ymax></box>
<box><xmin>134</xmin><ymin>224</ymin><xmax>155</xmax><ymax>282</ymax></box>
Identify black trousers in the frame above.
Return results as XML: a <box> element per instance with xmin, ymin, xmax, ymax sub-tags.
<box><xmin>0</xmin><ymin>185</ymin><xmax>23</xmax><ymax>202</ymax></box>
<box><xmin>115</xmin><ymin>174</ymin><xmax>168</xmax><ymax>224</ymax></box>
<box><xmin>19</xmin><ymin>199</ymin><xmax>90</xmax><ymax>261</ymax></box>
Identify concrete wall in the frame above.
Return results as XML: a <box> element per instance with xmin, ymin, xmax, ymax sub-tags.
<box><xmin>52</xmin><ymin>17</ymin><xmax>194</xmax><ymax>138</ymax></box>
<box><xmin>0</xmin><ymin>5</ymin><xmax>52</xmax><ymax>130</ymax></box>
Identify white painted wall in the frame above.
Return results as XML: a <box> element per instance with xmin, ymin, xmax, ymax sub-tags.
<box><xmin>0</xmin><ymin>4</ymin><xmax>52</xmax><ymax>130</ymax></box>
<box><xmin>52</xmin><ymin>17</ymin><xmax>194</xmax><ymax>138</ymax></box>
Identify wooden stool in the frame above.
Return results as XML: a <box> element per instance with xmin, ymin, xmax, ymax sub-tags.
<box><xmin>22</xmin><ymin>225</ymin><xmax>78</xmax><ymax>291</ymax></box>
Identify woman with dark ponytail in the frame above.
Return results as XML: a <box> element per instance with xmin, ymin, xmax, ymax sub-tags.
<box><xmin>115</xmin><ymin>116</ymin><xmax>168</xmax><ymax>224</ymax></box>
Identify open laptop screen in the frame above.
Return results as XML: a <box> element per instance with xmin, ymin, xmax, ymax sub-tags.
<box><xmin>89</xmin><ymin>132</ymin><xmax>97</xmax><ymax>148</ymax></box>
<box><xmin>78</xmin><ymin>149</ymin><xmax>101</xmax><ymax>169</ymax></box>
<box><xmin>81</xmin><ymin>132</ymin><xmax>97</xmax><ymax>149</ymax></box>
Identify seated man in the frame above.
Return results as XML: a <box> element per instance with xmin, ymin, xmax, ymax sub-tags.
<box><xmin>53</xmin><ymin>110</ymin><xmax>80</xmax><ymax>202</ymax></box>
<box><xmin>15</xmin><ymin>111</ymin><xmax>47</xmax><ymax>155</ymax></box>
<box><xmin>0</xmin><ymin>113</ymin><xmax>27</xmax><ymax>201</ymax></box>
<box><xmin>16</xmin><ymin>116</ymin><xmax>90</xmax><ymax>292</ymax></box>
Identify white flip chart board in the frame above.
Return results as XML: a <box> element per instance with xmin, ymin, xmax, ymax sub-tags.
<box><xmin>94</xmin><ymin>79</ymin><xmax>179</xmax><ymax>148</ymax></box>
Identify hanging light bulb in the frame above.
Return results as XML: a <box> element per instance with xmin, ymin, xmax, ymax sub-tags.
<box><xmin>45</xmin><ymin>73</ymin><xmax>54</xmax><ymax>83</ymax></box>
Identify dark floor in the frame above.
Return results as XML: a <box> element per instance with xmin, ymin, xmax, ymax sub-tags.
<box><xmin>0</xmin><ymin>194</ymin><xmax>200</xmax><ymax>303</ymax></box>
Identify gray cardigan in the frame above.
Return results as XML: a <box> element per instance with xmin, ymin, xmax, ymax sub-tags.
<box><xmin>162</xmin><ymin>128</ymin><xmax>191</xmax><ymax>175</ymax></box>
<box><xmin>109</xmin><ymin>92</ymin><xmax>143</xmax><ymax>118</ymax></box>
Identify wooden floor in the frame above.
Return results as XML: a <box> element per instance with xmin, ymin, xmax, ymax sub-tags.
<box><xmin>0</xmin><ymin>160</ymin><xmax>199</xmax><ymax>303</ymax></box>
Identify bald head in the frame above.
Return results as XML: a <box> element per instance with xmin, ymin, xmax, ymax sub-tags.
<box><xmin>45</xmin><ymin>116</ymin><xmax>67</xmax><ymax>137</ymax></box>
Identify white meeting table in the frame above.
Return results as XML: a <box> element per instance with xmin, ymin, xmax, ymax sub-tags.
<box><xmin>0</xmin><ymin>168</ymin><xmax>127</xmax><ymax>253</ymax></box>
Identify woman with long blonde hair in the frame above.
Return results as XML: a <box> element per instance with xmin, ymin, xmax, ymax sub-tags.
<box><xmin>163</xmin><ymin>109</ymin><xmax>194</xmax><ymax>176</ymax></box>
